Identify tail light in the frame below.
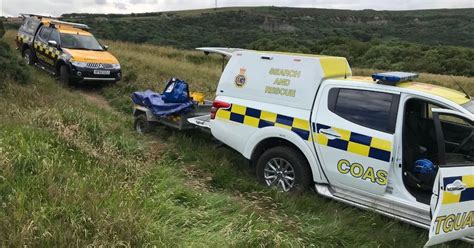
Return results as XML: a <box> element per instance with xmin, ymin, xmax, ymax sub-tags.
<box><xmin>210</xmin><ymin>100</ymin><xmax>231</xmax><ymax>119</ymax></box>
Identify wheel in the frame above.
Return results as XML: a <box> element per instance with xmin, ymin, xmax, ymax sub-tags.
<box><xmin>134</xmin><ymin>114</ymin><xmax>152</xmax><ymax>134</ymax></box>
<box><xmin>59</xmin><ymin>65</ymin><xmax>71</xmax><ymax>85</ymax></box>
<box><xmin>256</xmin><ymin>146</ymin><xmax>312</xmax><ymax>192</ymax></box>
<box><xmin>23</xmin><ymin>49</ymin><xmax>35</xmax><ymax>65</ymax></box>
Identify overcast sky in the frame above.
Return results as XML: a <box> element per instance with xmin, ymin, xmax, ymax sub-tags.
<box><xmin>1</xmin><ymin>0</ymin><xmax>473</xmax><ymax>17</ymax></box>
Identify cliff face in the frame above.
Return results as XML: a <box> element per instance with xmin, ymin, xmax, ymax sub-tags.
<box><xmin>260</xmin><ymin>16</ymin><xmax>297</xmax><ymax>32</ymax></box>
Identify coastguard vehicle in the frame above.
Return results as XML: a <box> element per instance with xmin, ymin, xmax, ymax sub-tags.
<box><xmin>134</xmin><ymin>47</ymin><xmax>473</xmax><ymax>246</ymax></box>
<box><xmin>197</xmin><ymin>48</ymin><xmax>474</xmax><ymax>246</ymax></box>
<box><xmin>15</xmin><ymin>14</ymin><xmax>121</xmax><ymax>84</ymax></box>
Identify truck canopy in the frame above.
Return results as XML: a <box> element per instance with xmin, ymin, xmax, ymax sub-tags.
<box><xmin>212</xmin><ymin>48</ymin><xmax>351</xmax><ymax>110</ymax></box>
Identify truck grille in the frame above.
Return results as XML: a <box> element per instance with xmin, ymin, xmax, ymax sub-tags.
<box><xmin>86</xmin><ymin>63</ymin><xmax>114</xmax><ymax>69</ymax></box>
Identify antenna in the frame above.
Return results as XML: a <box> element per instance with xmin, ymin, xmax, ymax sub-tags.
<box><xmin>450</xmin><ymin>76</ymin><xmax>471</xmax><ymax>100</ymax></box>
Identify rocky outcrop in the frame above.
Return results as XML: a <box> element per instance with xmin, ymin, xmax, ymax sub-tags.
<box><xmin>261</xmin><ymin>16</ymin><xmax>297</xmax><ymax>32</ymax></box>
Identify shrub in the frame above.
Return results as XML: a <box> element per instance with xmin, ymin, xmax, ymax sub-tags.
<box><xmin>0</xmin><ymin>39</ymin><xmax>30</xmax><ymax>84</ymax></box>
<box><xmin>0</xmin><ymin>20</ymin><xmax>5</xmax><ymax>38</ymax></box>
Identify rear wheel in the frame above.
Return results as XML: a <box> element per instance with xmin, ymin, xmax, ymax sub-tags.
<box><xmin>256</xmin><ymin>146</ymin><xmax>311</xmax><ymax>192</ymax></box>
<box><xmin>134</xmin><ymin>114</ymin><xmax>152</xmax><ymax>134</ymax></box>
<box><xmin>59</xmin><ymin>65</ymin><xmax>71</xmax><ymax>85</ymax></box>
<box><xmin>23</xmin><ymin>49</ymin><xmax>34</xmax><ymax>66</ymax></box>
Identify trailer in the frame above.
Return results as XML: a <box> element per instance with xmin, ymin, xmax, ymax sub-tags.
<box><xmin>132</xmin><ymin>101</ymin><xmax>212</xmax><ymax>133</ymax></box>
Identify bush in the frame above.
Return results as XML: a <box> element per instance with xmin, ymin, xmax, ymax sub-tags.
<box><xmin>0</xmin><ymin>20</ymin><xmax>5</xmax><ymax>38</ymax></box>
<box><xmin>0</xmin><ymin>39</ymin><xmax>30</xmax><ymax>84</ymax></box>
<box><xmin>249</xmin><ymin>37</ymin><xmax>474</xmax><ymax>77</ymax></box>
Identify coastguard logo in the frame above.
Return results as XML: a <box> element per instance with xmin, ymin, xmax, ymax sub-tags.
<box><xmin>234</xmin><ymin>68</ymin><xmax>247</xmax><ymax>88</ymax></box>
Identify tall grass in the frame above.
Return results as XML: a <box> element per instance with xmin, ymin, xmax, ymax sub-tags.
<box><xmin>1</xmin><ymin>30</ymin><xmax>471</xmax><ymax>247</ymax></box>
<box><xmin>99</xmin><ymin>36</ymin><xmax>473</xmax><ymax>114</ymax></box>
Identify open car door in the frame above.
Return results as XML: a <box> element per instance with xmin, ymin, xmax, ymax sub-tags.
<box><xmin>426</xmin><ymin>109</ymin><xmax>474</xmax><ymax>246</ymax></box>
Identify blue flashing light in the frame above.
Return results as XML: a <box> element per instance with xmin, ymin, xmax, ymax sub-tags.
<box><xmin>372</xmin><ymin>72</ymin><xmax>419</xmax><ymax>85</ymax></box>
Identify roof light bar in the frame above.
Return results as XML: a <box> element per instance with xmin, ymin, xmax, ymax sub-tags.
<box><xmin>372</xmin><ymin>71</ymin><xmax>419</xmax><ymax>85</ymax></box>
<box><xmin>50</xmin><ymin>20</ymin><xmax>90</xmax><ymax>30</ymax></box>
<box><xmin>20</xmin><ymin>13</ymin><xmax>56</xmax><ymax>19</ymax></box>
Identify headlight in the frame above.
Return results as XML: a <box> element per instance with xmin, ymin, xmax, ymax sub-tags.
<box><xmin>71</xmin><ymin>61</ymin><xmax>88</xmax><ymax>68</ymax></box>
<box><xmin>111</xmin><ymin>64</ymin><xmax>121</xmax><ymax>69</ymax></box>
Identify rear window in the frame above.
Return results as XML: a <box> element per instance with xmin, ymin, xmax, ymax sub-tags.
<box><xmin>19</xmin><ymin>18</ymin><xmax>40</xmax><ymax>35</ymax></box>
<box><xmin>462</xmin><ymin>100</ymin><xmax>474</xmax><ymax>114</ymax></box>
<box><xmin>329</xmin><ymin>88</ymin><xmax>400</xmax><ymax>133</ymax></box>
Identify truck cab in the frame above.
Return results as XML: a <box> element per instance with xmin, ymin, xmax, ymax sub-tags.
<box><xmin>16</xmin><ymin>14</ymin><xmax>121</xmax><ymax>84</ymax></box>
<box><xmin>197</xmin><ymin>47</ymin><xmax>473</xmax><ymax>245</ymax></box>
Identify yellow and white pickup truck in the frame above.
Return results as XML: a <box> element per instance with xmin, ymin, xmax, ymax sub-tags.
<box><xmin>15</xmin><ymin>14</ymin><xmax>121</xmax><ymax>84</ymax></box>
<box><xmin>184</xmin><ymin>47</ymin><xmax>473</xmax><ymax>246</ymax></box>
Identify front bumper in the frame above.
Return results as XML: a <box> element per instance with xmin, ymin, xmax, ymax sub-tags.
<box><xmin>70</xmin><ymin>66</ymin><xmax>122</xmax><ymax>83</ymax></box>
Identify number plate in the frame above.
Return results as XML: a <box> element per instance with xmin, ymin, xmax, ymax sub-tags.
<box><xmin>93</xmin><ymin>70</ymin><xmax>110</xmax><ymax>75</ymax></box>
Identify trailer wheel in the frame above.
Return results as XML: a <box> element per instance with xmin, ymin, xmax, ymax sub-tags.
<box><xmin>256</xmin><ymin>146</ymin><xmax>311</xmax><ymax>192</ymax></box>
<box><xmin>23</xmin><ymin>49</ymin><xmax>35</xmax><ymax>66</ymax></box>
<box><xmin>134</xmin><ymin>114</ymin><xmax>152</xmax><ymax>134</ymax></box>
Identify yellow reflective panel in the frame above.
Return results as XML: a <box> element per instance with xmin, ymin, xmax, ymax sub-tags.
<box><xmin>319</xmin><ymin>57</ymin><xmax>352</xmax><ymax>79</ymax></box>
<box><xmin>292</xmin><ymin>118</ymin><xmax>310</xmax><ymax>131</ymax></box>
<box><xmin>399</xmin><ymin>82</ymin><xmax>470</xmax><ymax>105</ymax></box>
<box><xmin>216</xmin><ymin>109</ymin><xmax>231</xmax><ymax>120</ymax></box>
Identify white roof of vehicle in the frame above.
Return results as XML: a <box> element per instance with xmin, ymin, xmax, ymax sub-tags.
<box><xmin>196</xmin><ymin>47</ymin><xmax>248</xmax><ymax>57</ymax></box>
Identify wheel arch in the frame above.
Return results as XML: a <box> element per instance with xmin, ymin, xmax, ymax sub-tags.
<box><xmin>55</xmin><ymin>59</ymin><xmax>70</xmax><ymax>75</ymax></box>
<box><xmin>244</xmin><ymin>127</ymin><xmax>325</xmax><ymax>184</ymax></box>
<box><xmin>21</xmin><ymin>44</ymin><xmax>30</xmax><ymax>54</ymax></box>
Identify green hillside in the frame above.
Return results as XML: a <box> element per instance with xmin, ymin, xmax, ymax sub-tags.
<box><xmin>62</xmin><ymin>7</ymin><xmax>474</xmax><ymax>77</ymax></box>
<box><xmin>1</xmin><ymin>24</ymin><xmax>473</xmax><ymax>246</ymax></box>
<box><xmin>64</xmin><ymin>7</ymin><xmax>474</xmax><ymax>47</ymax></box>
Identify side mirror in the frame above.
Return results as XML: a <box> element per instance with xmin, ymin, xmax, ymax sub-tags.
<box><xmin>103</xmin><ymin>45</ymin><xmax>109</xmax><ymax>50</ymax></box>
<box><xmin>48</xmin><ymin>40</ymin><xmax>58</xmax><ymax>48</ymax></box>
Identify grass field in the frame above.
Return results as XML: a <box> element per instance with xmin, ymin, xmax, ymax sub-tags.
<box><xmin>1</xmin><ymin>30</ymin><xmax>472</xmax><ymax>247</ymax></box>
<box><xmin>93</xmin><ymin>38</ymin><xmax>473</xmax><ymax>115</ymax></box>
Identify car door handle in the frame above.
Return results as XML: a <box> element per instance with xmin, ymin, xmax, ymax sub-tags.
<box><xmin>445</xmin><ymin>180</ymin><xmax>466</xmax><ymax>192</ymax></box>
<box><xmin>320</xmin><ymin>129</ymin><xmax>341</xmax><ymax>139</ymax></box>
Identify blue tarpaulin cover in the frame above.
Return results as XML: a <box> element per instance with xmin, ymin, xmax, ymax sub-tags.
<box><xmin>132</xmin><ymin>90</ymin><xmax>194</xmax><ymax>117</ymax></box>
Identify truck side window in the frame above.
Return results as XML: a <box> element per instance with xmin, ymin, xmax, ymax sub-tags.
<box><xmin>50</xmin><ymin>30</ymin><xmax>60</xmax><ymax>43</ymax></box>
<box><xmin>328</xmin><ymin>88</ymin><xmax>399</xmax><ymax>133</ymax></box>
<box><xmin>438</xmin><ymin>115</ymin><xmax>473</xmax><ymax>164</ymax></box>
<box><xmin>38</xmin><ymin>27</ymin><xmax>52</xmax><ymax>42</ymax></box>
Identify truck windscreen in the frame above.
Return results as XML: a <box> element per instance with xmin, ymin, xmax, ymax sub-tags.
<box><xmin>462</xmin><ymin>99</ymin><xmax>474</xmax><ymax>114</ymax></box>
<box><xmin>60</xmin><ymin>33</ymin><xmax>104</xmax><ymax>51</ymax></box>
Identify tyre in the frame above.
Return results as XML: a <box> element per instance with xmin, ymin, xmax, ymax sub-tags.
<box><xmin>256</xmin><ymin>146</ymin><xmax>312</xmax><ymax>192</ymax></box>
<box><xmin>59</xmin><ymin>65</ymin><xmax>71</xmax><ymax>85</ymax></box>
<box><xmin>134</xmin><ymin>114</ymin><xmax>152</xmax><ymax>134</ymax></box>
<box><xmin>23</xmin><ymin>49</ymin><xmax>35</xmax><ymax>66</ymax></box>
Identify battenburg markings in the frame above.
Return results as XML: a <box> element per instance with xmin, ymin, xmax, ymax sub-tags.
<box><xmin>214</xmin><ymin>104</ymin><xmax>393</xmax><ymax>163</ymax></box>
<box><xmin>216</xmin><ymin>104</ymin><xmax>311</xmax><ymax>141</ymax></box>
<box><xmin>314</xmin><ymin>123</ymin><xmax>392</xmax><ymax>162</ymax></box>
<box><xmin>442</xmin><ymin>175</ymin><xmax>474</xmax><ymax>205</ymax></box>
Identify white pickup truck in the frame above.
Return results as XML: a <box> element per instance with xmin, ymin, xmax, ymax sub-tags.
<box><xmin>138</xmin><ymin>47</ymin><xmax>474</xmax><ymax>245</ymax></box>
